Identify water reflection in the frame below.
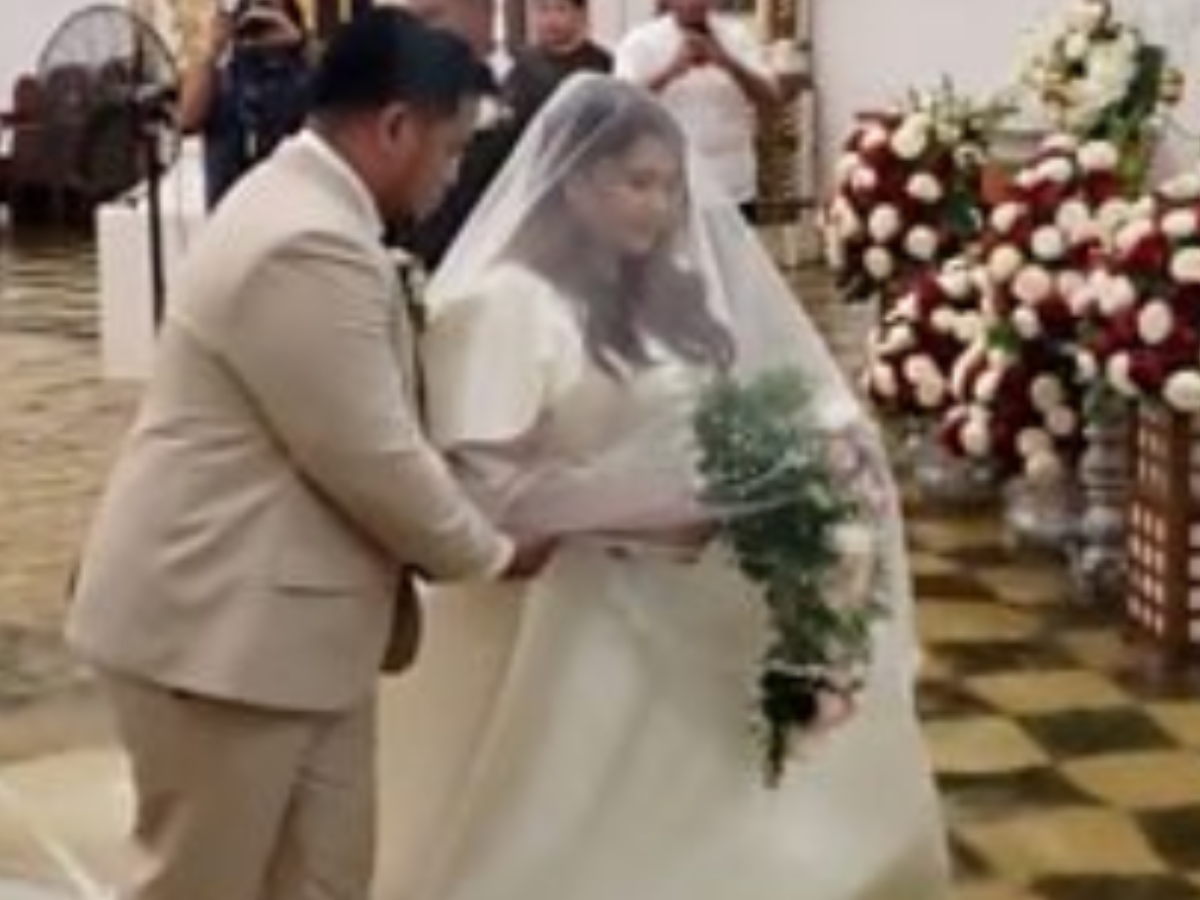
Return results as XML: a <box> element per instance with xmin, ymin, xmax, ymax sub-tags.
<box><xmin>0</xmin><ymin>225</ymin><xmax>98</xmax><ymax>341</ymax></box>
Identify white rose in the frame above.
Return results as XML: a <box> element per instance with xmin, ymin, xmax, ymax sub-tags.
<box><xmin>1012</xmin><ymin>265</ymin><xmax>1054</xmax><ymax>304</ymax></box>
<box><xmin>1137</xmin><ymin>301</ymin><xmax>1175</xmax><ymax>345</ymax></box>
<box><xmin>916</xmin><ymin>379</ymin><xmax>947</xmax><ymax>409</ymax></box>
<box><xmin>1056</xmin><ymin>199</ymin><xmax>1092</xmax><ymax>234</ymax></box>
<box><xmin>1097</xmin><ymin>273</ymin><xmax>1136</xmax><ymax>316</ymax></box>
<box><xmin>1030</xmin><ymin>374</ymin><xmax>1065</xmax><ymax>412</ymax></box>
<box><xmin>1059</xmin><ymin>271</ymin><xmax>1088</xmax><ymax>312</ymax></box>
<box><xmin>991</xmin><ymin>202</ymin><xmax>1025</xmax><ymax>235</ymax></box>
<box><xmin>1160</xmin><ymin>172</ymin><xmax>1200</xmax><ymax>203</ymax></box>
<box><xmin>988</xmin><ymin>245</ymin><xmax>1025</xmax><ymax>283</ymax></box>
<box><xmin>895</xmin><ymin>293</ymin><xmax>920</xmax><ymax>319</ymax></box>
<box><xmin>850</xmin><ymin>165</ymin><xmax>879</xmax><ymax>194</ymax></box>
<box><xmin>1026</xmin><ymin>450</ymin><xmax>1064</xmax><ymax>483</ymax></box>
<box><xmin>904</xmin><ymin>226</ymin><xmax>940</xmax><ymax>260</ymax></box>
<box><xmin>1097</xmin><ymin>198</ymin><xmax>1132</xmax><ymax>236</ymax></box>
<box><xmin>890</xmin><ymin>125</ymin><xmax>927</xmax><ymax>160</ymax></box>
<box><xmin>976</xmin><ymin>368</ymin><xmax>1003</xmax><ymax>402</ymax></box>
<box><xmin>1016</xmin><ymin>427</ymin><xmax>1054</xmax><ymax>458</ymax></box>
<box><xmin>879</xmin><ymin>322</ymin><xmax>916</xmax><ymax>354</ymax></box>
<box><xmin>864</xmin><ymin>246</ymin><xmax>896</xmax><ymax>280</ymax></box>
<box><xmin>870</xmin><ymin>363</ymin><xmax>899</xmax><ymax>398</ymax></box>
<box><xmin>938</xmin><ymin>262</ymin><xmax>973</xmax><ymax>299</ymax></box>
<box><xmin>1075</xmin><ymin>348</ymin><xmax>1099</xmax><ymax>381</ymax></box>
<box><xmin>1106</xmin><ymin>352</ymin><xmax>1138</xmax><ymax>396</ymax></box>
<box><xmin>1046</xmin><ymin>405</ymin><xmax>1078</xmax><ymax>437</ymax></box>
<box><xmin>1164</xmin><ymin>371</ymin><xmax>1200</xmax><ymax>413</ymax></box>
<box><xmin>902</xmin><ymin>353</ymin><xmax>937</xmax><ymax>385</ymax></box>
<box><xmin>930</xmin><ymin>307</ymin><xmax>957</xmax><ymax>334</ymax></box>
<box><xmin>961</xmin><ymin>416</ymin><xmax>992</xmax><ymax>456</ymax></box>
<box><xmin>1063</xmin><ymin>32</ymin><xmax>1090</xmax><ymax>61</ymax></box>
<box><xmin>1171</xmin><ymin>248</ymin><xmax>1200</xmax><ymax>284</ymax></box>
<box><xmin>1079</xmin><ymin>140</ymin><xmax>1120</xmax><ymax>172</ymax></box>
<box><xmin>1032</xmin><ymin>226</ymin><xmax>1068</xmax><ymax>262</ymax></box>
<box><xmin>1013</xmin><ymin>306</ymin><xmax>1042</xmax><ymax>338</ymax></box>
<box><xmin>1162</xmin><ymin>209</ymin><xmax>1199</xmax><ymax>240</ymax></box>
<box><xmin>1037</xmin><ymin>156</ymin><xmax>1075</xmax><ymax>185</ymax></box>
<box><xmin>834</xmin><ymin>152</ymin><xmax>862</xmax><ymax>185</ymax></box>
<box><xmin>906</xmin><ymin>172</ymin><xmax>944</xmax><ymax>204</ymax></box>
<box><xmin>860</xmin><ymin>124</ymin><xmax>890</xmax><ymax>151</ymax></box>
<box><xmin>867</xmin><ymin>205</ymin><xmax>903</xmax><ymax>243</ymax></box>
<box><xmin>954</xmin><ymin>312</ymin><xmax>984</xmax><ymax>343</ymax></box>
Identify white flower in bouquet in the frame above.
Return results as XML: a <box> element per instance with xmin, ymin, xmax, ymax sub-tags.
<box><xmin>1031</xmin><ymin>373</ymin><xmax>1066</xmax><ymax>411</ymax></box>
<box><xmin>1063</xmin><ymin>31</ymin><xmax>1090</xmax><ymax>62</ymax></box>
<box><xmin>879</xmin><ymin>322</ymin><xmax>916</xmax><ymax>354</ymax></box>
<box><xmin>960</xmin><ymin>414</ymin><xmax>993</xmax><ymax>456</ymax></box>
<box><xmin>1017</xmin><ymin>426</ymin><xmax>1055</xmax><ymax>458</ymax></box>
<box><xmin>850</xmin><ymin>165</ymin><xmax>879</xmax><ymax>194</ymax></box>
<box><xmin>1075</xmin><ymin>347</ymin><xmax>1100</xmax><ymax>381</ymax></box>
<box><xmin>975</xmin><ymin>367</ymin><xmax>1004</xmax><ymax>402</ymax></box>
<box><xmin>1137</xmin><ymin>300</ymin><xmax>1175</xmax><ymax>346</ymax></box>
<box><xmin>988</xmin><ymin>245</ymin><xmax>1025</xmax><ymax>283</ymax></box>
<box><xmin>902</xmin><ymin>353</ymin><xmax>938</xmax><ymax>386</ymax></box>
<box><xmin>1096</xmin><ymin>198</ymin><xmax>1134</xmax><ymax>236</ymax></box>
<box><xmin>1032</xmin><ymin>226</ymin><xmax>1068</xmax><ymax>262</ymax></box>
<box><xmin>906</xmin><ymin>172</ymin><xmax>944</xmax><ymax>204</ymax></box>
<box><xmin>1059</xmin><ymin>271</ymin><xmax>1089</xmax><ymax>311</ymax></box>
<box><xmin>1171</xmin><ymin>247</ymin><xmax>1200</xmax><ymax>284</ymax></box>
<box><xmin>1013</xmin><ymin>264</ymin><xmax>1054</xmax><ymax>304</ymax></box>
<box><xmin>1096</xmin><ymin>272</ymin><xmax>1136</xmax><ymax>315</ymax></box>
<box><xmin>869</xmin><ymin>363</ymin><xmax>899</xmax><ymax>398</ymax></box>
<box><xmin>904</xmin><ymin>226</ymin><xmax>940</xmax><ymax>260</ymax></box>
<box><xmin>930</xmin><ymin>307</ymin><xmax>957</xmax><ymax>335</ymax></box>
<box><xmin>953</xmin><ymin>311</ymin><xmax>984</xmax><ymax>343</ymax></box>
<box><xmin>1162</xmin><ymin>209</ymin><xmax>1199</xmax><ymax>240</ymax></box>
<box><xmin>1160</xmin><ymin>172</ymin><xmax>1200</xmax><ymax>202</ymax></box>
<box><xmin>991</xmin><ymin>202</ymin><xmax>1025</xmax><ymax>235</ymax></box>
<box><xmin>861</xmin><ymin>123</ymin><xmax>890</xmax><ymax>150</ymax></box>
<box><xmin>1114</xmin><ymin>217</ymin><xmax>1156</xmax><ymax>255</ymax></box>
<box><xmin>1106</xmin><ymin>351</ymin><xmax>1137</xmax><ymax>396</ymax></box>
<box><xmin>1164</xmin><ymin>371</ymin><xmax>1200</xmax><ymax>413</ymax></box>
<box><xmin>890</xmin><ymin>123</ymin><xmax>928</xmax><ymax>160</ymax></box>
<box><xmin>868</xmin><ymin>204</ymin><xmax>903</xmax><ymax>242</ymax></box>
<box><xmin>1026</xmin><ymin>448</ymin><xmax>1065</xmax><ymax>482</ymax></box>
<box><xmin>864</xmin><ymin>246</ymin><xmax>896</xmax><ymax>280</ymax></box>
<box><xmin>1044</xmin><ymin>132</ymin><xmax>1082</xmax><ymax>154</ymax></box>
<box><xmin>894</xmin><ymin>293</ymin><xmax>920</xmax><ymax>319</ymax></box>
<box><xmin>833</xmin><ymin>152</ymin><xmax>861</xmax><ymax>185</ymax></box>
<box><xmin>1037</xmin><ymin>156</ymin><xmax>1076</xmax><ymax>185</ymax></box>
<box><xmin>1079</xmin><ymin>139</ymin><xmax>1120</xmax><ymax>172</ymax></box>
<box><xmin>938</xmin><ymin>263</ymin><xmax>973</xmax><ymax>299</ymax></box>
<box><xmin>1013</xmin><ymin>305</ymin><xmax>1043</xmax><ymax>338</ymax></box>
<box><xmin>1056</xmin><ymin>198</ymin><xmax>1093</xmax><ymax>235</ymax></box>
<box><xmin>1046</xmin><ymin>404</ymin><xmax>1079</xmax><ymax>437</ymax></box>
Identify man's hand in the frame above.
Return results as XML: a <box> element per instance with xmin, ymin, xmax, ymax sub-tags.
<box><xmin>500</xmin><ymin>536</ymin><xmax>556</xmax><ymax>580</ymax></box>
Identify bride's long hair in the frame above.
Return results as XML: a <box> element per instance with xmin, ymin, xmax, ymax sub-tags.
<box><xmin>501</xmin><ymin>80</ymin><xmax>735</xmax><ymax>378</ymax></box>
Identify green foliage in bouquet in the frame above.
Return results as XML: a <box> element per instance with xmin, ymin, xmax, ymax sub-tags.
<box><xmin>693</xmin><ymin>367</ymin><xmax>882</xmax><ymax>786</ymax></box>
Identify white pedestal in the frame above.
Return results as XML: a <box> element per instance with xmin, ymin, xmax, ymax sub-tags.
<box><xmin>96</xmin><ymin>141</ymin><xmax>207</xmax><ymax>381</ymax></box>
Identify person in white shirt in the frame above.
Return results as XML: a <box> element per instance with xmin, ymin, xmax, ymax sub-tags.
<box><xmin>614</xmin><ymin>0</ymin><xmax>779</xmax><ymax>215</ymax></box>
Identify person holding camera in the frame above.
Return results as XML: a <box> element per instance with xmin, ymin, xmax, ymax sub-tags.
<box><xmin>179</xmin><ymin>0</ymin><xmax>313</xmax><ymax>208</ymax></box>
<box><xmin>614</xmin><ymin>0</ymin><xmax>779</xmax><ymax>219</ymax></box>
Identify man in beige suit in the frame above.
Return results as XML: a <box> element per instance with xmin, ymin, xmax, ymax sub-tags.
<box><xmin>67</xmin><ymin>9</ymin><xmax>544</xmax><ymax>900</ymax></box>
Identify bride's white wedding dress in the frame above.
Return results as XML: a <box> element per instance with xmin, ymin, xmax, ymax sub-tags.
<box><xmin>373</xmin><ymin>265</ymin><xmax>951</xmax><ymax>900</ymax></box>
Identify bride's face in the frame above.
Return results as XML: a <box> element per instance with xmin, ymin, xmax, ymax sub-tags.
<box><xmin>565</xmin><ymin>135</ymin><xmax>684</xmax><ymax>259</ymax></box>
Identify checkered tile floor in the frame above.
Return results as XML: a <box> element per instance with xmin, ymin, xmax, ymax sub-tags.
<box><xmin>911</xmin><ymin>500</ymin><xmax>1200</xmax><ymax>899</ymax></box>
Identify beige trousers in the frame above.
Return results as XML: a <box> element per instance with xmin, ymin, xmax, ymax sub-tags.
<box><xmin>101</xmin><ymin>670</ymin><xmax>377</xmax><ymax>900</ymax></box>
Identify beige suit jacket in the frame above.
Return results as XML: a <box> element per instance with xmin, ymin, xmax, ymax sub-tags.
<box><xmin>67</xmin><ymin>135</ymin><xmax>509</xmax><ymax>712</ymax></box>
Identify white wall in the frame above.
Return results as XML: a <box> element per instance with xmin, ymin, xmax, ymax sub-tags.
<box><xmin>0</xmin><ymin>0</ymin><xmax>97</xmax><ymax>106</ymax></box>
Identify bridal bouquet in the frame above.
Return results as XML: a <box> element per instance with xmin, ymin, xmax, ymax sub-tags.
<box><xmin>692</xmin><ymin>368</ymin><xmax>888</xmax><ymax>786</ymax></box>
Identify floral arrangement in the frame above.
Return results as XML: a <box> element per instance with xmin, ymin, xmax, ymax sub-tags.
<box><xmin>941</xmin><ymin>135</ymin><xmax>1125</xmax><ymax>480</ymax></box>
<box><xmin>1015</xmin><ymin>0</ymin><xmax>1180</xmax><ymax>170</ymax></box>
<box><xmin>823</xmin><ymin>84</ymin><xmax>998</xmax><ymax>305</ymax></box>
<box><xmin>693</xmin><ymin>368</ymin><xmax>888</xmax><ymax>786</ymax></box>
<box><xmin>1080</xmin><ymin>170</ymin><xmax>1200</xmax><ymax>413</ymax></box>
<box><xmin>862</xmin><ymin>257</ymin><xmax>986</xmax><ymax>418</ymax></box>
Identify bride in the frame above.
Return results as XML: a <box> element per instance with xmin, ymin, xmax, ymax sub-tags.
<box><xmin>375</xmin><ymin>75</ymin><xmax>950</xmax><ymax>900</ymax></box>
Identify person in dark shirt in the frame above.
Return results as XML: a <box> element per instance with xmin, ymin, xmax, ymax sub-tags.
<box><xmin>504</xmin><ymin>0</ymin><xmax>612</xmax><ymax>132</ymax></box>
<box><xmin>179</xmin><ymin>0</ymin><xmax>313</xmax><ymax>208</ymax></box>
